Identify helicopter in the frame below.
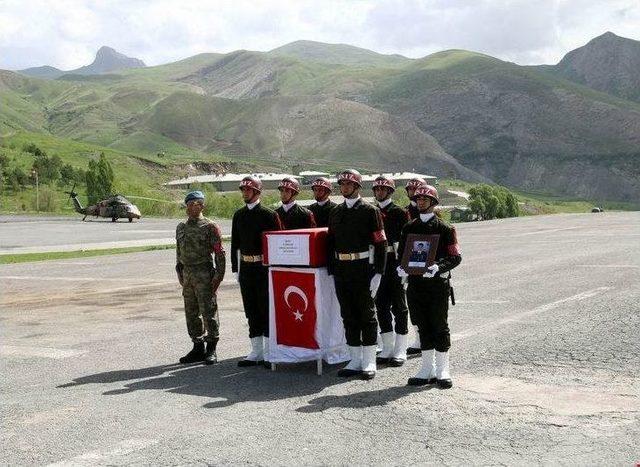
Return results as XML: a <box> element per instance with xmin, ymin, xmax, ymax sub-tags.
<box><xmin>64</xmin><ymin>184</ymin><xmax>142</xmax><ymax>222</ymax></box>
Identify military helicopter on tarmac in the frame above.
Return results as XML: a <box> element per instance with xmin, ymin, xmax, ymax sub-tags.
<box><xmin>64</xmin><ymin>183</ymin><xmax>142</xmax><ymax>222</ymax></box>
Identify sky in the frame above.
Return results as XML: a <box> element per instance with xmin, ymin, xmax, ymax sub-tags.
<box><xmin>1</xmin><ymin>0</ymin><xmax>639</xmax><ymax>70</ymax></box>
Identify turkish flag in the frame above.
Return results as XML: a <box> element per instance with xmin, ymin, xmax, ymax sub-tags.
<box><xmin>271</xmin><ymin>269</ymin><xmax>319</xmax><ymax>349</ymax></box>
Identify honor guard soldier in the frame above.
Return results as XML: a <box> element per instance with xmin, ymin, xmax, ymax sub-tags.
<box><xmin>405</xmin><ymin>177</ymin><xmax>426</xmax><ymax>221</ymax></box>
<box><xmin>405</xmin><ymin>176</ymin><xmax>428</xmax><ymax>354</ymax></box>
<box><xmin>308</xmin><ymin>177</ymin><xmax>337</xmax><ymax>228</ymax></box>
<box><xmin>397</xmin><ymin>185</ymin><xmax>461</xmax><ymax>389</ymax></box>
<box><xmin>372</xmin><ymin>176</ymin><xmax>411</xmax><ymax>367</ymax></box>
<box><xmin>276</xmin><ymin>177</ymin><xmax>316</xmax><ymax>229</ymax></box>
<box><xmin>327</xmin><ymin>169</ymin><xmax>388</xmax><ymax>380</ymax></box>
<box><xmin>176</xmin><ymin>191</ymin><xmax>226</xmax><ymax>365</ymax></box>
<box><xmin>231</xmin><ymin>176</ymin><xmax>282</xmax><ymax>367</ymax></box>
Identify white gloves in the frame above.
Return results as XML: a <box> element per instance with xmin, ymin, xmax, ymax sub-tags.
<box><xmin>396</xmin><ymin>266</ymin><xmax>409</xmax><ymax>278</ymax></box>
<box><xmin>233</xmin><ymin>272</ymin><xmax>240</xmax><ymax>283</ymax></box>
<box><xmin>396</xmin><ymin>266</ymin><xmax>409</xmax><ymax>288</ymax></box>
<box><xmin>369</xmin><ymin>273</ymin><xmax>382</xmax><ymax>298</ymax></box>
<box><xmin>423</xmin><ymin>264</ymin><xmax>440</xmax><ymax>278</ymax></box>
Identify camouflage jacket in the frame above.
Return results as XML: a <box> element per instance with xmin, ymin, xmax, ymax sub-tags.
<box><xmin>176</xmin><ymin>215</ymin><xmax>225</xmax><ymax>284</ymax></box>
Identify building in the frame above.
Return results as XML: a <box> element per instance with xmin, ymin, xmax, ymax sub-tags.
<box><xmin>163</xmin><ymin>173</ymin><xmax>301</xmax><ymax>192</ymax></box>
<box><xmin>298</xmin><ymin>171</ymin><xmax>331</xmax><ymax>185</ymax></box>
<box><xmin>164</xmin><ymin>171</ymin><xmax>437</xmax><ymax>193</ymax></box>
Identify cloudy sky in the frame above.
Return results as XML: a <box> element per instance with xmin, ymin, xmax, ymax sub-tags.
<box><xmin>1</xmin><ymin>0</ymin><xmax>639</xmax><ymax>70</ymax></box>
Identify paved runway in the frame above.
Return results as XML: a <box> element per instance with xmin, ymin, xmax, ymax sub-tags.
<box><xmin>1</xmin><ymin>212</ymin><xmax>639</xmax><ymax>465</ymax></box>
<box><xmin>0</xmin><ymin>216</ymin><xmax>232</xmax><ymax>254</ymax></box>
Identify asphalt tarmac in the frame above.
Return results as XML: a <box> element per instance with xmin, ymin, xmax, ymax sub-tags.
<box><xmin>1</xmin><ymin>212</ymin><xmax>639</xmax><ymax>465</ymax></box>
<box><xmin>0</xmin><ymin>216</ymin><xmax>232</xmax><ymax>254</ymax></box>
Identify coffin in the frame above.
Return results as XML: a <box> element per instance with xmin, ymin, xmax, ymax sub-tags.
<box><xmin>262</xmin><ymin>228</ymin><xmax>328</xmax><ymax>267</ymax></box>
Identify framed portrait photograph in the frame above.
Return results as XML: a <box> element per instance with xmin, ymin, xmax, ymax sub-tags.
<box><xmin>400</xmin><ymin>234</ymin><xmax>440</xmax><ymax>275</ymax></box>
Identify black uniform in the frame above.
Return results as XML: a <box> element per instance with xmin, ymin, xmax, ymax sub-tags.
<box><xmin>231</xmin><ymin>203</ymin><xmax>282</xmax><ymax>338</ymax></box>
<box><xmin>406</xmin><ymin>202</ymin><xmax>420</xmax><ymax>220</ymax></box>
<box><xmin>398</xmin><ymin>215</ymin><xmax>461</xmax><ymax>352</ymax></box>
<box><xmin>375</xmin><ymin>201</ymin><xmax>410</xmax><ymax>335</ymax></box>
<box><xmin>276</xmin><ymin>203</ymin><xmax>316</xmax><ymax>230</ymax></box>
<box><xmin>327</xmin><ymin>199</ymin><xmax>387</xmax><ymax>346</ymax></box>
<box><xmin>309</xmin><ymin>200</ymin><xmax>337</xmax><ymax>228</ymax></box>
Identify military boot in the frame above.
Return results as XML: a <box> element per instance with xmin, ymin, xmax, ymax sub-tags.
<box><xmin>389</xmin><ymin>333</ymin><xmax>409</xmax><ymax>367</ymax></box>
<box><xmin>337</xmin><ymin>346</ymin><xmax>363</xmax><ymax>377</ymax></box>
<box><xmin>179</xmin><ymin>342</ymin><xmax>205</xmax><ymax>364</ymax></box>
<box><xmin>435</xmin><ymin>350</ymin><xmax>453</xmax><ymax>389</ymax></box>
<box><xmin>376</xmin><ymin>332</ymin><xmax>395</xmax><ymax>364</ymax></box>
<box><xmin>407</xmin><ymin>349</ymin><xmax>437</xmax><ymax>386</ymax></box>
<box><xmin>204</xmin><ymin>340</ymin><xmax>218</xmax><ymax>365</ymax></box>
<box><xmin>238</xmin><ymin>337</ymin><xmax>264</xmax><ymax>367</ymax></box>
<box><xmin>361</xmin><ymin>345</ymin><xmax>377</xmax><ymax>380</ymax></box>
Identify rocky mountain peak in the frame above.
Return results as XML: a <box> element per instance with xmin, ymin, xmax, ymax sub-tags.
<box><xmin>553</xmin><ymin>31</ymin><xmax>640</xmax><ymax>102</ymax></box>
<box><xmin>83</xmin><ymin>46</ymin><xmax>146</xmax><ymax>74</ymax></box>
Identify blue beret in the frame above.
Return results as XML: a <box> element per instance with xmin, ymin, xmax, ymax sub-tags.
<box><xmin>184</xmin><ymin>191</ymin><xmax>205</xmax><ymax>203</ymax></box>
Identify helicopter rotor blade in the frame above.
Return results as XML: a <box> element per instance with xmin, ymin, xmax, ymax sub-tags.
<box><xmin>123</xmin><ymin>195</ymin><xmax>179</xmax><ymax>204</ymax></box>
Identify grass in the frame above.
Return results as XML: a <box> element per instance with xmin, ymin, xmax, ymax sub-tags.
<box><xmin>0</xmin><ymin>244</ymin><xmax>176</xmax><ymax>264</ymax></box>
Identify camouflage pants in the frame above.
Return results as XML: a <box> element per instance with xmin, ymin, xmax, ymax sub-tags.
<box><xmin>182</xmin><ymin>264</ymin><xmax>220</xmax><ymax>343</ymax></box>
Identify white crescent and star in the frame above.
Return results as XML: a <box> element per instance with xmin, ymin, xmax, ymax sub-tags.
<box><xmin>284</xmin><ymin>285</ymin><xmax>308</xmax><ymax>322</ymax></box>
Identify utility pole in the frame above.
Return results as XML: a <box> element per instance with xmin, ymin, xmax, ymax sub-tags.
<box><xmin>31</xmin><ymin>168</ymin><xmax>39</xmax><ymax>213</ymax></box>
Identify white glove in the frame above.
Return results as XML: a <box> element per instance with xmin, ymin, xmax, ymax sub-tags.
<box><xmin>422</xmin><ymin>264</ymin><xmax>440</xmax><ymax>278</ymax></box>
<box><xmin>233</xmin><ymin>272</ymin><xmax>240</xmax><ymax>283</ymax></box>
<box><xmin>396</xmin><ymin>266</ymin><xmax>409</xmax><ymax>278</ymax></box>
<box><xmin>369</xmin><ymin>273</ymin><xmax>382</xmax><ymax>298</ymax></box>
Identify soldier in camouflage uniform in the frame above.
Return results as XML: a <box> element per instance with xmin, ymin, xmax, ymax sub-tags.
<box><xmin>176</xmin><ymin>191</ymin><xmax>226</xmax><ymax>365</ymax></box>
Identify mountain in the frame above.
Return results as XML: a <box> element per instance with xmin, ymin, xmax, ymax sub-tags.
<box><xmin>547</xmin><ymin>32</ymin><xmax>640</xmax><ymax>103</ymax></box>
<box><xmin>367</xmin><ymin>49</ymin><xmax>640</xmax><ymax>201</ymax></box>
<box><xmin>67</xmin><ymin>46</ymin><xmax>146</xmax><ymax>75</ymax></box>
<box><xmin>269</xmin><ymin>40</ymin><xmax>411</xmax><ymax>68</ymax></box>
<box><xmin>16</xmin><ymin>65</ymin><xmax>64</xmax><ymax>80</ymax></box>
<box><xmin>3</xmin><ymin>36</ymin><xmax>640</xmax><ymax>203</ymax></box>
<box><xmin>18</xmin><ymin>46</ymin><xmax>146</xmax><ymax>79</ymax></box>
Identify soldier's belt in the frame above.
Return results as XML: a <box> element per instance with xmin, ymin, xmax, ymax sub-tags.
<box><xmin>385</xmin><ymin>245</ymin><xmax>396</xmax><ymax>253</ymax></box>
<box><xmin>335</xmin><ymin>251</ymin><xmax>370</xmax><ymax>261</ymax></box>
<box><xmin>241</xmin><ymin>254</ymin><xmax>264</xmax><ymax>262</ymax></box>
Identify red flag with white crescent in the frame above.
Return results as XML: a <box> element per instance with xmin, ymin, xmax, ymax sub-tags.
<box><xmin>272</xmin><ymin>269</ymin><xmax>319</xmax><ymax>349</ymax></box>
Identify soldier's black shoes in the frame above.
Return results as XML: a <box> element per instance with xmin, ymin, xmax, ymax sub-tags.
<box><xmin>437</xmin><ymin>378</ymin><xmax>453</xmax><ymax>389</ymax></box>
<box><xmin>337</xmin><ymin>368</ymin><xmax>362</xmax><ymax>377</ymax></box>
<box><xmin>376</xmin><ymin>356</ymin><xmax>391</xmax><ymax>364</ymax></box>
<box><xmin>238</xmin><ymin>359</ymin><xmax>262</xmax><ymax>367</ymax></box>
<box><xmin>407</xmin><ymin>376</ymin><xmax>437</xmax><ymax>386</ymax></box>
<box><xmin>179</xmin><ymin>342</ymin><xmax>206</xmax><ymax>364</ymax></box>
<box><xmin>262</xmin><ymin>361</ymin><xmax>272</xmax><ymax>369</ymax></box>
<box><xmin>204</xmin><ymin>341</ymin><xmax>218</xmax><ymax>365</ymax></box>
<box><xmin>406</xmin><ymin>347</ymin><xmax>421</xmax><ymax>355</ymax></box>
<box><xmin>361</xmin><ymin>370</ymin><xmax>376</xmax><ymax>380</ymax></box>
<box><xmin>388</xmin><ymin>357</ymin><xmax>405</xmax><ymax>367</ymax></box>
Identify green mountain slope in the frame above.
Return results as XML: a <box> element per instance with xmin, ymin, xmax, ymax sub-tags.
<box><xmin>367</xmin><ymin>50</ymin><xmax>640</xmax><ymax>201</ymax></box>
<box><xmin>3</xmin><ymin>37</ymin><xmax>640</xmax><ymax>203</ymax></box>
<box><xmin>269</xmin><ymin>40</ymin><xmax>411</xmax><ymax>68</ymax></box>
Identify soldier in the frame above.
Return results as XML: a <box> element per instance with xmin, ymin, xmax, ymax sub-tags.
<box><xmin>231</xmin><ymin>176</ymin><xmax>282</xmax><ymax>367</ymax></box>
<box><xmin>276</xmin><ymin>177</ymin><xmax>316</xmax><ymax>229</ymax></box>
<box><xmin>404</xmin><ymin>176</ymin><xmax>427</xmax><ymax>355</ymax></box>
<box><xmin>405</xmin><ymin>177</ymin><xmax>426</xmax><ymax>221</ymax></box>
<box><xmin>372</xmin><ymin>175</ymin><xmax>411</xmax><ymax>367</ymax></box>
<box><xmin>308</xmin><ymin>177</ymin><xmax>337</xmax><ymax>228</ymax></box>
<box><xmin>327</xmin><ymin>169</ymin><xmax>387</xmax><ymax>380</ymax></box>
<box><xmin>397</xmin><ymin>185</ymin><xmax>462</xmax><ymax>389</ymax></box>
<box><xmin>176</xmin><ymin>191</ymin><xmax>226</xmax><ymax>365</ymax></box>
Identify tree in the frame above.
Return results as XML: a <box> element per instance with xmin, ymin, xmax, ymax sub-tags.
<box><xmin>8</xmin><ymin>167</ymin><xmax>28</xmax><ymax>191</ymax></box>
<box><xmin>85</xmin><ymin>153</ymin><xmax>114</xmax><ymax>204</ymax></box>
<box><xmin>468</xmin><ymin>183</ymin><xmax>519</xmax><ymax>220</ymax></box>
